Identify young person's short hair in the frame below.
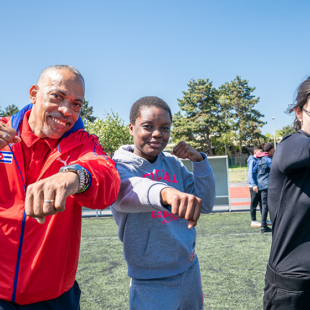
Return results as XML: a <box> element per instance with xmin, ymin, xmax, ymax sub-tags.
<box><xmin>130</xmin><ymin>96</ymin><xmax>172</xmax><ymax>124</ymax></box>
<box><xmin>254</xmin><ymin>146</ymin><xmax>262</xmax><ymax>153</ymax></box>
<box><xmin>264</xmin><ymin>143</ymin><xmax>274</xmax><ymax>152</ymax></box>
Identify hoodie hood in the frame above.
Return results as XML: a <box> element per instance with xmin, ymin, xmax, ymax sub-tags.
<box><xmin>256</xmin><ymin>151</ymin><xmax>271</xmax><ymax>158</ymax></box>
<box><xmin>247</xmin><ymin>155</ymin><xmax>257</xmax><ymax>163</ymax></box>
<box><xmin>10</xmin><ymin>104</ymin><xmax>84</xmax><ymax>137</ymax></box>
<box><xmin>113</xmin><ymin>145</ymin><xmax>165</xmax><ymax>167</ymax></box>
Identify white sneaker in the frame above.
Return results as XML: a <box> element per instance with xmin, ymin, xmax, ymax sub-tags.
<box><xmin>251</xmin><ymin>221</ymin><xmax>261</xmax><ymax>227</ymax></box>
<box><xmin>267</xmin><ymin>220</ymin><xmax>272</xmax><ymax>226</ymax></box>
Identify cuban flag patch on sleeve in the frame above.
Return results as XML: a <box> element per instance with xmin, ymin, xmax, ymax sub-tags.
<box><xmin>0</xmin><ymin>151</ymin><xmax>13</xmax><ymax>164</ymax></box>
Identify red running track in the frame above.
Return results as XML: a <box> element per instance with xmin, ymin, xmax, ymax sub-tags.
<box><xmin>230</xmin><ymin>187</ymin><xmax>251</xmax><ymax>206</ymax></box>
<box><xmin>230</xmin><ymin>187</ymin><xmax>250</xmax><ymax>198</ymax></box>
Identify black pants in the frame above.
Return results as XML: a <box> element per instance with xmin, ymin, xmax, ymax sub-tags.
<box><xmin>264</xmin><ymin>265</ymin><xmax>310</xmax><ymax>310</ymax></box>
<box><xmin>249</xmin><ymin>187</ymin><xmax>261</xmax><ymax>221</ymax></box>
<box><xmin>261</xmin><ymin>189</ymin><xmax>269</xmax><ymax>229</ymax></box>
<box><xmin>0</xmin><ymin>281</ymin><xmax>81</xmax><ymax>310</ymax></box>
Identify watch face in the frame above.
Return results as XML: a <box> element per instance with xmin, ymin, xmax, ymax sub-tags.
<box><xmin>59</xmin><ymin>164</ymin><xmax>82</xmax><ymax>173</ymax></box>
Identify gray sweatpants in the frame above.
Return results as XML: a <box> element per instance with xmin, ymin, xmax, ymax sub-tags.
<box><xmin>129</xmin><ymin>259</ymin><xmax>204</xmax><ymax>310</ymax></box>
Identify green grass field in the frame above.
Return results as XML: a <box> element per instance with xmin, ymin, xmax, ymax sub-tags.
<box><xmin>77</xmin><ymin>213</ymin><xmax>271</xmax><ymax>310</ymax></box>
<box><xmin>228</xmin><ymin>167</ymin><xmax>248</xmax><ymax>183</ymax></box>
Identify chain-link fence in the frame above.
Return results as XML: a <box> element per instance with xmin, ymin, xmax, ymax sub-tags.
<box><xmin>228</xmin><ymin>169</ymin><xmax>248</xmax><ymax>183</ymax></box>
<box><xmin>228</xmin><ymin>154</ymin><xmax>249</xmax><ymax>168</ymax></box>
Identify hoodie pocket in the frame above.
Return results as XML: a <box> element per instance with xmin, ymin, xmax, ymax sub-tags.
<box><xmin>142</xmin><ymin>220</ymin><xmax>196</xmax><ymax>267</ymax></box>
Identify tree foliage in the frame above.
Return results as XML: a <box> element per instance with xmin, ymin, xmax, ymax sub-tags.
<box><xmin>80</xmin><ymin>99</ymin><xmax>96</xmax><ymax>123</ymax></box>
<box><xmin>85</xmin><ymin>111</ymin><xmax>133</xmax><ymax>155</ymax></box>
<box><xmin>276</xmin><ymin>125</ymin><xmax>295</xmax><ymax>137</ymax></box>
<box><xmin>219</xmin><ymin>76</ymin><xmax>265</xmax><ymax>162</ymax></box>
<box><xmin>263</xmin><ymin>133</ymin><xmax>281</xmax><ymax>144</ymax></box>
<box><xmin>171</xmin><ymin>79</ymin><xmax>225</xmax><ymax>155</ymax></box>
<box><xmin>0</xmin><ymin>104</ymin><xmax>20</xmax><ymax>117</ymax></box>
<box><xmin>171</xmin><ymin>77</ymin><xmax>266</xmax><ymax>158</ymax></box>
<box><xmin>264</xmin><ymin>125</ymin><xmax>295</xmax><ymax>145</ymax></box>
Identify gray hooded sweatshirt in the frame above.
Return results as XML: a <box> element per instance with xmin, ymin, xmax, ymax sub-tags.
<box><xmin>111</xmin><ymin>145</ymin><xmax>215</xmax><ymax>279</ymax></box>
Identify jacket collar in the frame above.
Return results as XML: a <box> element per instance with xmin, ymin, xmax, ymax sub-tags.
<box><xmin>11</xmin><ymin>104</ymin><xmax>84</xmax><ymax>138</ymax></box>
<box><xmin>297</xmin><ymin>129</ymin><xmax>310</xmax><ymax>138</ymax></box>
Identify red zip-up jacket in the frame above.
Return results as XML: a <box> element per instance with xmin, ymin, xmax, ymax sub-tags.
<box><xmin>0</xmin><ymin>105</ymin><xmax>120</xmax><ymax>305</ymax></box>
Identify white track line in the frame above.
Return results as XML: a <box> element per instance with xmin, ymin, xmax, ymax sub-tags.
<box><xmin>81</xmin><ymin>232</ymin><xmax>271</xmax><ymax>240</ymax></box>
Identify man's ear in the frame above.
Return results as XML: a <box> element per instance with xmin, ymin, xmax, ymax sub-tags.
<box><xmin>128</xmin><ymin>123</ymin><xmax>134</xmax><ymax>136</ymax></box>
<box><xmin>29</xmin><ymin>85</ymin><xmax>39</xmax><ymax>104</ymax></box>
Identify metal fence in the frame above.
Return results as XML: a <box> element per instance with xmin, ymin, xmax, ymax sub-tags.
<box><xmin>228</xmin><ymin>155</ymin><xmax>249</xmax><ymax>168</ymax></box>
<box><xmin>228</xmin><ymin>169</ymin><xmax>248</xmax><ymax>183</ymax></box>
<box><xmin>82</xmin><ymin>206</ymin><xmax>112</xmax><ymax>217</ymax></box>
<box><xmin>81</xmin><ymin>158</ymin><xmax>252</xmax><ymax>217</ymax></box>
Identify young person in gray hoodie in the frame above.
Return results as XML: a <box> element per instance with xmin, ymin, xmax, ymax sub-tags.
<box><xmin>111</xmin><ymin>96</ymin><xmax>216</xmax><ymax>310</ymax></box>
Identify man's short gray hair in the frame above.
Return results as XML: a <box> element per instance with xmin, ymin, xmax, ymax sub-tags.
<box><xmin>38</xmin><ymin>65</ymin><xmax>85</xmax><ymax>86</ymax></box>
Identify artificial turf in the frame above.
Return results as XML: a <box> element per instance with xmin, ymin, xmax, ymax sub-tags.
<box><xmin>77</xmin><ymin>213</ymin><xmax>271</xmax><ymax>309</ymax></box>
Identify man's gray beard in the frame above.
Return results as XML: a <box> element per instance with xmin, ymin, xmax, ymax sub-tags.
<box><xmin>40</xmin><ymin>124</ymin><xmax>62</xmax><ymax>139</ymax></box>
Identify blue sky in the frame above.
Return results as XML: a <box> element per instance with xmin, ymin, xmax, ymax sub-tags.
<box><xmin>1</xmin><ymin>0</ymin><xmax>309</xmax><ymax>134</ymax></box>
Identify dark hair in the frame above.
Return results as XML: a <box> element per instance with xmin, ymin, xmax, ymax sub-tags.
<box><xmin>254</xmin><ymin>146</ymin><xmax>262</xmax><ymax>152</ymax></box>
<box><xmin>130</xmin><ymin>96</ymin><xmax>172</xmax><ymax>124</ymax></box>
<box><xmin>264</xmin><ymin>143</ymin><xmax>274</xmax><ymax>152</ymax></box>
<box><xmin>287</xmin><ymin>76</ymin><xmax>310</xmax><ymax>131</ymax></box>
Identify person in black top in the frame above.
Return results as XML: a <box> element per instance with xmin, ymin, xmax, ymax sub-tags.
<box><xmin>263</xmin><ymin>77</ymin><xmax>310</xmax><ymax>309</ymax></box>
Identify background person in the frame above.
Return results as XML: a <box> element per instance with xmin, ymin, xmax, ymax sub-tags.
<box><xmin>0</xmin><ymin>65</ymin><xmax>120</xmax><ymax>309</ymax></box>
<box><xmin>263</xmin><ymin>77</ymin><xmax>310</xmax><ymax>309</ymax></box>
<box><xmin>111</xmin><ymin>96</ymin><xmax>215</xmax><ymax>310</ymax></box>
<box><xmin>254</xmin><ymin>143</ymin><xmax>274</xmax><ymax>233</ymax></box>
<box><xmin>247</xmin><ymin>146</ymin><xmax>262</xmax><ymax>227</ymax></box>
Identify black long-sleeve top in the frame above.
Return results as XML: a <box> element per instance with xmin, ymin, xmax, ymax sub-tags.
<box><xmin>268</xmin><ymin>130</ymin><xmax>310</xmax><ymax>277</ymax></box>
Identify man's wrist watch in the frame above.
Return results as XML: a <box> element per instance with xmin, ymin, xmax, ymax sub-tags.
<box><xmin>59</xmin><ymin>164</ymin><xmax>90</xmax><ymax>193</ymax></box>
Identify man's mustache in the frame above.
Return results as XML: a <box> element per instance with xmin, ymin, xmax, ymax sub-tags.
<box><xmin>47</xmin><ymin>113</ymin><xmax>71</xmax><ymax>122</ymax></box>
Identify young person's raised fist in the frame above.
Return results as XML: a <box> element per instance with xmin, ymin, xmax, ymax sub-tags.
<box><xmin>161</xmin><ymin>187</ymin><xmax>202</xmax><ymax>229</ymax></box>
<box><xmin>171</xmin><ymin>141</ymin><xmax>204</xmax><ymax>162</ymax></box>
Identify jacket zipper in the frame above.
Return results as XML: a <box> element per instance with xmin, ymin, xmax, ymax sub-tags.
<box><xmin>9</xmin><ymin>144</ymin><xmax>26</xmax><ymax>302</ymax></box>
<box><xmin>9</xmin><ymin>134</ymin><xmax>82</xmax><ymax>301</ymax></box>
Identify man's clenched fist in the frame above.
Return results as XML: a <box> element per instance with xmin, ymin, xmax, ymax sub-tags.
<box><xmin>0</xmin><ymin>122</ymin><xmax>21</xmax><ymax>149</ymax></box>
<box><xmin>25</xmin><ymin>172</ymin><xmax>79</xmax><ymax>224</ymax></box>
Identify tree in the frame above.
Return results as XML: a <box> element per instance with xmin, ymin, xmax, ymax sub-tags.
<box><xmin>276</xmin><ymin>125</ymin><xmax>295</xmax><ymax>137</ymax></box>
<box><xmin>219</xmin><ymin>76</ymin><xmax>266</xmax><ymax>166</ymax></box>
<box><xmin>85</xmin><ymin>111</ymin><xmax>133</xmax><ymax>156</ymax></box>
<box><xmin>80</xmin><ymin>99</ymin><xmax>96</xmax><ymax>123</ymax></box>
<box><xmin>171</xmin><ymin>79</ymin><xmax>225</xmax><ymax>155</ymax></box>
<box><xmin>0</xmin><ymin>104</ymin><xmax>19</xmax><ymax>117</ymax></box>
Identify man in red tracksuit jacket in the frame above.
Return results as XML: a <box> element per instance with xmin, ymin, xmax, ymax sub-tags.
<box><xmin>0</xmin><ymin>65</ymin><xmax>120</xmax><ymax>309</ymax></box>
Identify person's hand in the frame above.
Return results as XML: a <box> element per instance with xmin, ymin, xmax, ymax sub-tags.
<box><xmin>0</xmin><ymin>122</ymin><xmax>21</xmax><ymax>149</ymax></box>
<box><xmin>25</xmin><ymin>172</ymin><xmax>79</xmax><ymax>224</ymax></box>
<box><xmin>253</xmin><ymin>186</ymin><xmax>258</xmax><ymax>193</ymax></box>
<box><xmin>171</xmin><ymin>141</ymin><xmax>203</xmax><ymax>162</ymax></box>
<box><xmin>161</xmin><ymin>187</ymin><xmax>202</xmax><ymax>229</ymax></box>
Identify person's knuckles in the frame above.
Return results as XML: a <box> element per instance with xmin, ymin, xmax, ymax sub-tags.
<box><xmin>180</xmin><ymin>194</ymin><xmax>187</xmax><ymax>201</ymax></box>
<box><xmin>0</xmin><ymin>141</ymin><xmax>7</xmax><ymax>149</ymax></box>
<box><xmin>171</xmin><ymin>194</ymin><xmax>180</xmax><ymax>204</ymax></box>
<box><xmin>33</xmin><ymin>207</ymin><xmax>44</xmax><ymax>218</ymax></box>
<box><xmin>25</xmin><ymin>205</ymin><xmax>35</xmax><ymax>217</ymax></box>
<box><xmin>42</xmin><ymin>203</ymin><xmax>56</xmax><ymax>215</ymax></box>
<box><xmin>187</xmin><ymin>194</ymin><xmax>195</xmax><ymax>204</ymax></box>
<box><xmin>32</xmin><ymin>180</ymin><xmax>45</xmax><ymax>192</ymax></box>
<box><xmin>55</xmin><ymin>204</ymin><xmax>65</xmax><ymax>212</ymax></box>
